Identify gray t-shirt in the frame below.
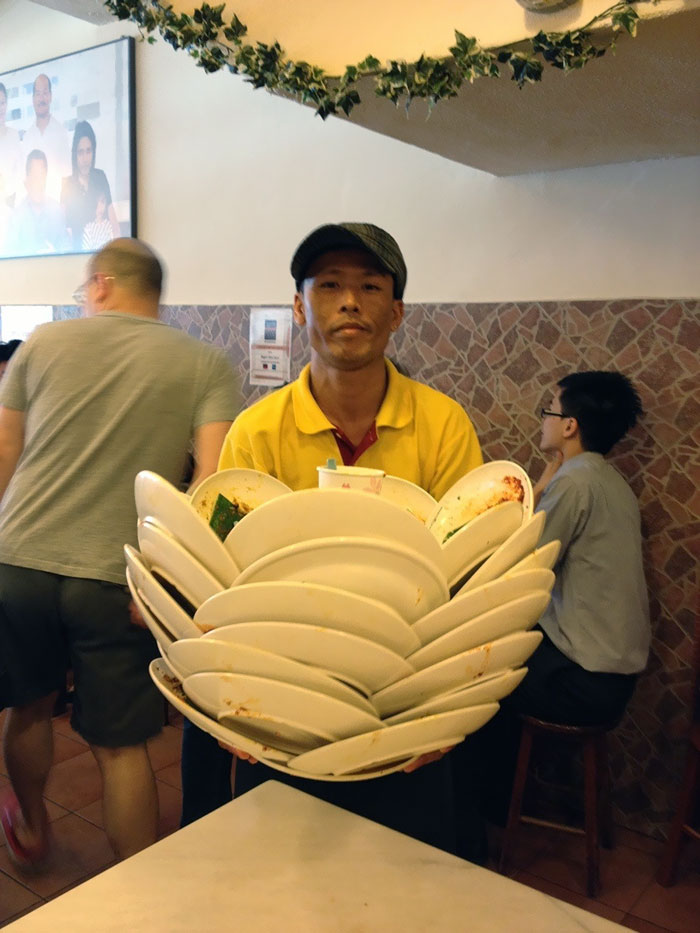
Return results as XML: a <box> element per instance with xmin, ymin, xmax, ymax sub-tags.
<box><xmin>0</xmin><ymin>312</ymin><xmax>239</xmax><ymax>584</ymax></box>
<box><xmin>536</xmin><ymin>451</ymin><xmax>650</xmax><ymax>674</ymax></box>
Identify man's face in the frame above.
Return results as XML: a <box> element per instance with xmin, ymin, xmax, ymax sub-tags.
<box><xmin>25</xmin><ymin>158</ymin><xmax>47</xmax><ymax>206</ymax></box>
<box><xmin>540</xmin><ymin>388</ymin><xmax>568</xmax><ymax>454</ymax></box>
<box><xmin>293</xmin><ymin>248</ymin><xmax>404</xmax><ymax>372</ymax></box>
<box><xmin>76</xmin><ymin>136</ymin><xmax>93</xmax><ymax>176</ymax></box>
<box><xmin>33</xmin><ymin>75</ymin><xmax>51</xmax><ymax>120</ymax></box>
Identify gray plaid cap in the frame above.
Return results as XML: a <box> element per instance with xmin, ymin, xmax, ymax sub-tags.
<box><xmin>291</xmin><ymin>223</ymin><xmax>407</xmax><ymax>299</ymax></box>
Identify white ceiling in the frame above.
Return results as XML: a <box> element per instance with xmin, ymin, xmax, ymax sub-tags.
<box><xmin>24</xmin><ymin>0</ymin><xmax>700</xmax><ymax>175</ymax></box>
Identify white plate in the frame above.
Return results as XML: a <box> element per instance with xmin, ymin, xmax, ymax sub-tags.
<box><xmin>378</xmin><ymin>475</ymin><xmax>438</xmax><ymax>525</ymax></box>
<box><xmin>184</xmin><ymin>672</ymin><xmax>382</xmax><ymax>742</ymax></box>
<box><xmin>456</xmin><ymin>511</ymin><xmax>547</xmax><ymax>594</ymax></box>
<box><xmin>124</xmin><ymin>545</ymin><xmax>201</xmax><ymax>640</ymax></box>
<box><xmin>289</xmin><ymin>703</ymin><xmax>499</xmax><ymax>776</ymax></box>
<box><xmin>429</xmin><ymin>460</ymin><xmax>533</xmax><ymax>543</ymax></box>
<box><xmin>134</xmin><ymin>471</ymin><xmax>239</xmax><ymax>586</ymax></box>
<box><xmin>232</xmin><ymin>537</ymin><xmax>448</xmax><ymax>625</ymax></box>
<box><xmin>408</xmin><ymin>591</ymin><xmax>551</xmax><ymax>671</ymax></box>
<box><xmin>441</xmin><ymin>500</ymin><xmax>524</xmax><ymax>589</ymax></box>
<box><xmin>223</xmin><ymin>487</ymin><xmax>444</xmax><ymax>574</ymax></box>
<box><xmin>202</xmin><ymin>621</ymin><xmax>414</xmax><ymax>694</ymax></box>
<box><xmin>126</xmin><ymin>568</ymin><xmax>175</xmax><ymax>647</ymax></box>
<box><xmin>384</xmin><ymin>668</ymin><xmax>528</xmax><ymax>725</ymax></box>
<box><xmin>137</xmin><ymin>519</ymin><xmax>224</xmax><ymax>609</ymax></box>
<box><xmin>413</xmin><ymin>568</ymin><xmax>554</xmax><ymax>645</ymax></box>
<box><xmin>504</xmin><ymin>540</ymin><xmax>561</xmax><ymax>577</ymax></box>
<box><xmin>190</xmin><ymin>468</ymin><xmax>291</xmax><ymax>524</ymax></box>
<box><xmin>166</xmin><ymin>638</ymin><xmax>376</xmax><ymax>714</ymax></box>
<box><xmin>373</xmin><ymin>630</ymin><xmax>543</xmax><ymax>717</ymax></box>
<box><xmin>194</xmin><ymin>581</ymin><xmax>420</xmax><ymax>656</ymax></box>
<box><xmin>149</xmin><ymin>658</ymin><xmax>292</xmax><ymax>762</ymax></box>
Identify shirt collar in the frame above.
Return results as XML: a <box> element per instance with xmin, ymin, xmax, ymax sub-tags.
<box><xmin>291</xmin><ymin>359</ymin><xmax>413</xmax><ymax>436</ymax></box>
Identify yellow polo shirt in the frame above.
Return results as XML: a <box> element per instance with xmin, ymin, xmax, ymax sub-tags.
<box><xmin>218</xmin><ymin>359</ymin><xmax>482</xmax><ymax>500</ymax></box>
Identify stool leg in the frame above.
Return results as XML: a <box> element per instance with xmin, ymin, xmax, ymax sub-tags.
<box><xmin>499</xmin><ymin>725</ymin><xmax>534</xmax><ymax>875</ymax></box>
<box><xmin>657</xmin><ymin>743</ymin><xmax>700</xmax><ymax>887</ymax></box>
<box><xmin>596</xmin><ymin>734</ymin><xmax>614</xmax><ymax>850</ymax></box>
<box><xmin>583</xmin><ymin>738</ymin><xmax>601</xmax><ymax>898</ymax></box>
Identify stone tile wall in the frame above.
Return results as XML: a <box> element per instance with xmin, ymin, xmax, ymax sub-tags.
<box><xmin>59</xmin><ymin>298</ymin><xmax>699</xmax><ymax>838</ymax></box>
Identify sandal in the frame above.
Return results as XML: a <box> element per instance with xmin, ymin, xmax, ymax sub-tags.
<box><xmin>0</xmin><ymin>793</ymin><xmax>50</xmax><ymax>872</ymax></box>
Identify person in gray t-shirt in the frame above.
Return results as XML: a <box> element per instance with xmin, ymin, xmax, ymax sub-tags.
<box><xmin>0</xmin><ymin>239</ymin><xmax>238</xmax><ymax>869</ymax></box>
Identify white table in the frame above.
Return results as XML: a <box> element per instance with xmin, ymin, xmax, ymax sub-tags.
<box><xmin>7</xmin><ymin>781</ymin><xmax>624</xmax><ymax>932</ymax></box>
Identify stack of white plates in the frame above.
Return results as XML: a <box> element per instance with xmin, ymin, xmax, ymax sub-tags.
<box><xmin>128</xmin><ymin>464</ymin><xmax>559</xmax><ymax>780</ymax></box>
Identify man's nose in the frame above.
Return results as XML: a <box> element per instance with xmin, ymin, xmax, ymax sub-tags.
<box><xmin>338</xmin><ymin>287</ymin><xmax>361</xmax><ymax>311</ymax></box>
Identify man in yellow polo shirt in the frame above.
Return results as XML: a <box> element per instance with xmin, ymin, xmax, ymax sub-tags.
<box><xmin>181</xmin><ymin>222</ymin><xmax>483</xmax><ymax>854</ymax></box>
<box><xmin>219</xmin><ymin>222</ymin><xmax>481</xmax><ymax>498</ymax></box>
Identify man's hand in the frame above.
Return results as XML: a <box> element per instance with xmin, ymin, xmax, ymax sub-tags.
<box><xmin>402</xmin><ymin>745</ymin><xmax>455</xmax><ymax>773</ymax></box>
<box><xmin>217</xmin><ymin>741</ymin><xmax>258</xmax><ymax>765</ymax></box>
<box><xmin>533</xmin><ymin>451</ymin><xmax>564</xmax><ymax>507</ymax></box>
<box><xmin>128</xmin><ymin>598</ymin><xmax>147</xmax><ymax>629</ymax></box>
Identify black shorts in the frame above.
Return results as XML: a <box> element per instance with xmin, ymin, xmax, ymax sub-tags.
<box><xmin>0</xmin><ymin>563</ymin><xmax>162</xmax><ymax>747</ymax></box>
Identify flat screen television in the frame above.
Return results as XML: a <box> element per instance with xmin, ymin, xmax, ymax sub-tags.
<box><xmin>0</xmin><ymin>36</ymin><xmax>136</xmax><ymax>260</ymax></box>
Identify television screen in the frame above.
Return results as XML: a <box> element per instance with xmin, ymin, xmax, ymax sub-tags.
<box><xmin>0</xmin><ymin>36</ymin><xmax>135</xmax><ymax>260</ymax></box>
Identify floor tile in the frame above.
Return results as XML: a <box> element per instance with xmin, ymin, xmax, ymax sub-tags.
<box><xmin>490</xmin><ymin>820</ymin><xmax>555</xmax><ymax>874</ymax></box>
<box><xmin>620</xmin><ymin>916</ymin><xmax>678</xmax><ymax>932</ymax></box>
<box><xmin>627</xmin><ymin>876</ymin><xmax>700</xmax><ymax>933</ymax></box>
<box><xmin>615</xmin><ymin>828</ymin><xmax>666</xmax><ymax>858</ymax></box>
<box><xmin>49</xmin><ymin>713</ymin><xmax>88</xmax><ymax>746</ymax></box>
<box><xmin>0</xmin><ymin>813</ymin><xmax>115</xmax><ymax>900</ymax></box>
<box><xmin>51</xmin><ymin>731</ymin><xmax>89</xmax><ymax>765</ymax></box>
<box><xmin>523</xmin><ymin>833</ymin><xmax>658</xmax><ymax>911</ymax></box>
<box><xmin>156</xmin><ymin>780</ymin><xmax>183</xmax><ymax>839</ymax></box>
<box><xmin>155</xmin><ymin>762</ymin><xmax>182</xmax><ymax>790</ymax></box>
<box><xmin>0</xmin><ymin>869</ymin><xmax>42</xmax><ymax>925</ymax></box>
<box><xmin>43</xmin><ymin>750</ymin><xmax>102</xmax><ymax>812</ymax></box>
<box><xmin>147</xmin><ymin>725</ymin><xmax>183</xmax><ymax>772</ymax></box>
<box><xmin>513</xmin><ymin>870</ymin><xmax>626</xmax><ymax>923</ymax></box>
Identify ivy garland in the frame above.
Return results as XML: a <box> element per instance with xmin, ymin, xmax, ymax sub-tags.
<box><xmin>103</xmin><ymin>0</ymin><xmax>649</xmax><ymax>119</ymax></box>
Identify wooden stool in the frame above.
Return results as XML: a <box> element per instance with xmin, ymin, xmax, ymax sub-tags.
<box><xmin>498</xmin><ymin>715</ymin><xmax>616</xmax><ymax>897</ymax></box>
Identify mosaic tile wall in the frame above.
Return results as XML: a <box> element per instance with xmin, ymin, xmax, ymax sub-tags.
<box><xmin>158</xmin><ymin>298</ymin><xmax>699</xmax><ymax>840</ymax></box>
<box><xmin>54</xmin><ymin>298</ymin><xmax>698</xmax><ymax>838</ymax></box>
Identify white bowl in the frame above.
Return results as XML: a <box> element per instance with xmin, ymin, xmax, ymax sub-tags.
<box><xmin>429</xmin><ymin>460</ymin><xmax>533</xmax><ymax>544</ymax></box>
<box><xmin>190</xmin><ymin>467</ymin><xmax>291</xmax><ymax>524</ymax></box>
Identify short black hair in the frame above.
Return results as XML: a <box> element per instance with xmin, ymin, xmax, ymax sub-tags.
<box><xmin>557</xmin><ymin>371</ymin><xmax>643</xmax><ymax>455</ymax></box>
<box><xmin>26</xmin><ymin>149</ymin><xmax>47</xmax><ymax>175</ymax></box>
<box><xmin>0</xmin><ymin>340</ymin><xmax>22</xmax><ymax>362</ymax></box>
<box><xmin>71</xmin><ymin>120</ymin><xmax>96</xmax><ymax>176</ymax></box>
<box><xmin>0</xmin><ymin>83</ymin><xmax>7</xmax><ymax>101</ymax></box>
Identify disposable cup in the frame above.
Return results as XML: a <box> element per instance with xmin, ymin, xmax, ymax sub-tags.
<box><xmin>317</xmin><ymin>465</ymin><xmax>385</xmax><ymax>495</ymax></box>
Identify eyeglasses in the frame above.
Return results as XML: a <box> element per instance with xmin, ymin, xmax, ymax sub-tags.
<box><xmin>540</xmin><ymin>408</ymin><xmax>570</xmax><ymax>419</ymax></box>
<box><xmin>72</xmin><ymin>273</ymin><xmax>114</xmax><ymax>305</ymax></box>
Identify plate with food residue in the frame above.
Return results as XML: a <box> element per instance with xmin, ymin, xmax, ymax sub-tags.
<box><xmin>428</xmin><ymin>461</ymin><xmax>533</xmax><ymax>546</ymax></box>
<box><xmin>189</xmin><ymin>468</ymin><xmax>291</xmax><ymax>532</ymax></box>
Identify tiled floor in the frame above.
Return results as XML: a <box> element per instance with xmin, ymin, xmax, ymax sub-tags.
<box><xmin>1</xmin><ymin>709</ymin><xmax>699</xmax><ymax>930</ymax></box>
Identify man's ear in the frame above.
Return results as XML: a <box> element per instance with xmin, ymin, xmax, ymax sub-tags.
<box><xmin>562</xmin><ymin>416</ymin><xmax>579</xmax><ymax>440</ymax></box>
<box><xmin>293</xmin><ymin>292</ymin><xmax>306</xmax><ymax>327</ymax></box>
<box><xmin>390</xmin><ymin>299</ymin><xmax>404</xmax><ymax>332</ymax></box>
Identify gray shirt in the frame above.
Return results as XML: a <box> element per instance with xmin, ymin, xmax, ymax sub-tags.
<box><xmin>536</xmin><ymin>452</ymin><xmax>650</xmax><ymax>674</ymax></box>
<box><xmin>0</xmin><ymin>312</ymin><xmax>238</xmax><ymax>584</ymax></box>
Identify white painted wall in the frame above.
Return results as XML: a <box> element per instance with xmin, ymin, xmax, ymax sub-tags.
<box><xmin>1</xmin><ymin>1</ymin><xmax>699</xmax><ymax>305</ymax></box>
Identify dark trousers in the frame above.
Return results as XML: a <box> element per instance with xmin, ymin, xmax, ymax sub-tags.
<box><xmin>180</xmin><ymin>718</ymin><xmax>467</xmax><ymax>856</ymax></box>
<box><xmin>451</xmin><ymin>628</ymin><xmax>638</xmax><ymax>833</ymax></box>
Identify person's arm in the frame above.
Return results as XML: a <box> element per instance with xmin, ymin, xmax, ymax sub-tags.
<box><xmin>533</xmin><ymin>451</ymin><xmax>564</xmax><ymax>507</ymax></box>
<box><xmin>0</xmin><ymin>406</ymin><xmax>25</xmax><ymax>502</ymax></box>
<box><xmin>189</xmin><ymin>420</ymin><xmax>233</xmax><ymax>490</ymax></box>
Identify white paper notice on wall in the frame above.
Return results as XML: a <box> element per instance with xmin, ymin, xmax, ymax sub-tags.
<box><xmin>249</xmin><ymin>307</ymin><xmax>293</xmax><ymax>387</ymax></box>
